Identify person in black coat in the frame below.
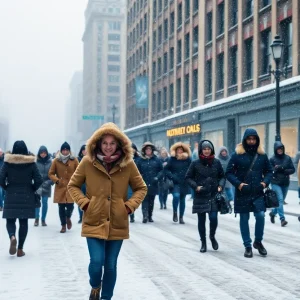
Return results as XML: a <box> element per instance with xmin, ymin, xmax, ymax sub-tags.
<box><xmin>186</xmin><ymin>140</ymin><xmax>225</xmax><ymax>253</ymax></box>
<box><xmin>269</xmin><ymin>141</ymin><xmax>295</xmax><ymax>226</ymax></box>
<box><xmin>77</xmin><ymin>144</ymin><xmax>87</xmax><ymax>223</ymax></box>
<box><xmin>165</xmin><ymin>142</ymin><xmax>192</xmax><ymax>224</ymax></box>
<box><xmin>158</xmin><ymin>148</ymin><xmax>170</xmax><ymax>210</ymax></box>
<box><xmin>0</xmin><ymin>148</ymin><xmax>4</xmax><ymax>211</ymax></box>
<box><xmin>226</xmin><ymin>128</ymin><xmax>272</xmax><ymax>258</ymax></box>
<box><xmin>0</xmin><ymin>141</ymin><xmax>42</xmax><ymax>257</ymax></box>
<box><xmin>136</xmin><ymin>142</ymin><xmax>163</xmax><ymax>223</ymax></box>
<box><xmin>34</xmin><ymin>146</ymin><xmax>53</xmax><ymax>227</ymax></box>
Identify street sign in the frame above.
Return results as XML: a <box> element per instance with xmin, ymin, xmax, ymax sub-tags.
<box><xmin>82</xmin><ymin>115</ymin><xmax>104</xmax><ymax>121</ymax></box>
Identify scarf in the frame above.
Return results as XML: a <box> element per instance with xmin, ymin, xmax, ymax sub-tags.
<box><xmin>199</xmin><ymin>154</ymin><xmax>215</xmax><ymax>166</ymax></box>
<box><xmin>176</xmin><ymin>152</ymin><xmax>189</xmax><ymax>160</ymax></box>
<box><xmin>59</xmin><ymin>153</ymin><xmax>70</xmax><ymax>164</ymax></box>
<box><xmin>96</xmin><ymin>149</ymin><xmax>123</xmax><ymax>173</ymax></box>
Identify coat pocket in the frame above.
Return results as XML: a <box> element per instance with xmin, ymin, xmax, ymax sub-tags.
<box><xmin>83</xmin><ymin>196</ymin><xmax>107</xmax><ymax>226</ymax></box>
<box><xmin>111</xmin><ymin>200</ymin><xmax>128</xmax><ymax>230</ymax></box>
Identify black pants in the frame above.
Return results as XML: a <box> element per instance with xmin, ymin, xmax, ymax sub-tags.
<box><xmin>58</xmin><ymin>203</ymin><xmax>74</xmax><ymax>225</ymax></box>
<box><xmin>142</xmin><ymin>194</ymin><xmax>156</xmax><ymax>218</ymax></box>
<box><xmin>197</xmin><ymin>212</ymin><xmax>218</xmax><ymax>241</ymax></box>
<box><xmin>6</xmin><ymin>218</ymin><xmax>28</xmax><ymax>250</ymax></box>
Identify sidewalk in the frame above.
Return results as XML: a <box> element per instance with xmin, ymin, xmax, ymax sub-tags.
<box><xmin>279</xmin><ymin>190</ymin><xmax>300</xmax><ymax>217</ymax></box>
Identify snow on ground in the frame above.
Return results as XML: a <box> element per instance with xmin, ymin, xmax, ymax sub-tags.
<box><xmin>0</xmin><ymin>191</ymin><xmax>300</xmax><ymax>300</ymax></box>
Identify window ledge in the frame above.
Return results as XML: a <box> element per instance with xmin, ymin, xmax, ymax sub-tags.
<box><xmin>259</xmin><ymin>4</ymin><xmax>271</xmax><ymax>14</ymax></box>
<box><xmin>243</xmin><ymin>15</ymin><xmax>254</xmax><ymax>24</ymax></box>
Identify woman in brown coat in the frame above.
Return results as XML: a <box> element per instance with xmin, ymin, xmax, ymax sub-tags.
<box><xmin>48</xmin><ymin>142</ymin><xmax>79</xmax><ymax>233</ymax></box>
<box><xmin>68</xmin><ymin>123</ymin><xmax>147</xmax><ymax>300</ymax></box>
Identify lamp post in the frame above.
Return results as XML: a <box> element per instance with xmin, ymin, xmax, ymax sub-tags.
<box><xmin>112</xmin><ymin>104</ymin><xmax>117</xmax><ymax>124</ymax></box>
<box><xmin>269</xmin><ymin>35</ymin><xmax>285</xmax><ymax>142</ymax></box>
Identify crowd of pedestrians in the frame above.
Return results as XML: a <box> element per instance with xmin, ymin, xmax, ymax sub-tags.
<box><xmin>0</xmin><ymin>124</ymin><xmax>300</xmax><ymax>300</ymax></box>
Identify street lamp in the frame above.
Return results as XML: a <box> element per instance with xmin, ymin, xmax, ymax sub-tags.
<box><xmin>269</xmin><ymin>35</ymin><xmax>285</xmax><ymax>142</ymax></box>
<box><xmin>112</xmin><ymin>104</ymin><xmax>117</xmax><ymax>124</ymax></box>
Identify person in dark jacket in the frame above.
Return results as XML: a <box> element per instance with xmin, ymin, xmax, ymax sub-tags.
<box><xmin>136</xmin><ymin>142</ymin><xmax>163</xmax><ymax>223</ymax></box>
<box><xmin>269</xmin><ymin>142</ymin><xmax>295</xmax><ymax>226</ymax></box>
<box><xmin>226</xmin><ymin>128</ymin><xmax>272</xmax><ymax>258</ymax></box>
<box><xmin>77</xmin><ymin>145</ymin><xmax>87</xmax><ymax>223</ymax></box>
<box><xmin>127</xmin><ymin>143</ymin><xmax>140</xmax><ymax>223</ymax></box>
<box><xmin>165</xmin><ymin>142</ymin><xmax>191</xmax><ymax>224</ymax></box>
<box><xmin>0</xmin><ymin>148</ymin><xmax>4</xmax><ymax>211</ymax></box>
<box><xmin>34</xmin><ymin>146</ymin><xmax>53</xmax><ymax>227</ymax></box>
<box><xmin>158</xmin><ymin>148</ymin><xmax>169</xmax><ymax>210</ymax></box>
<box><xmin>0</xmin><ymin>141</ymin><xmax>43</xmax><ymax>257</ymax></box>
<box><xmin>186</xmin><ymin>140</ymin><xmax>225</xmax><ymax>253</ymax></box>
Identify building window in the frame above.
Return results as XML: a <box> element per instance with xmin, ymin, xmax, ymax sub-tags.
<box><xmin>193</xmin><ymin>0</ymin><xmax>199</xmax><ymax>12</ymax></box>
<box><xmin>157</xmin><ymin>90</ymin><xmax>162</xmax><ymax>113</ymax></box>
<box><xmin>153</xmin><ymin>31</ymin><xmax>157</xmax><ymax>50</ymax></box>
<box><xmin>245</xmin><ymin>38</ymin><xmax>253</xmax><ymax>80</ymax></box>
<box><xmin>185</xmin><ymin>0</ymin><xmax>190</xmax><ymax>20</ymax></box>
<box><xmin>192</xmin><ymin>69</ymin><xmax>198</xmax><ymax>100</ymax></box>
<box><xmin>163</xmin><ymin>87</ymin><xmax>167</xmax><ymax>111</ymax></box>
<box><xmin>108</xmin><ymin>55</ymin><xmax>120</xmax><ymax>62</ymax></box>
<box><xmin>143</xmin><ymin>42</ymin><xmax>147</xmax><ymax>60</ymax></box>
<box><xmin>178</xmin><ymin>3</ymin><xmax>183</xmax><ymax>27</ymax></box>
<box><xmin>177</xmin><ymin>40</ymin><xmax>182</xmax><ymax>64</ymax></box>
<box><xmin>158</xmin><ymin>25</ymin><xmax>162</xmax><ymax>45</ymax></box>
<box><xmin>152</xmin><ymin>93</ymin><xmax>156</xmax><ymax>115</ymax></box>
<box><xmin>164</xmin><ymin>0</ymin><xmax>168</xmax><ymax>8</ymax></box>
<box><xmin>217</xmin><ymin>53</ymin><xmax>224</xmax><ymax>90</ymax></box>
<box><xmin>246</xmin><ymin>0</ymin><xmax>253</xmax><ymax>18</ymax></box>
<box><xmin>184</xmin><ymin>75</ymin><xmax>189</xmax><ymax>103</ymax></box>
<box><xmin>144</xmin><ymin>14</ymin><xmax>147</xmax><ymax>31</ymax></box>
<box><xmin>170</xmin><ymin>12</ymin><xmax>175</xmax><ymax>34</ymax></box>
<box><xmin>108</xmin><ymin>86</ymin><xmax>120</xmax><ymax>93</ymax></box>
<box><xmin>193</xmin><ymin>26</ymin><xmax>198</xmax><ymax>54</ymax></box>
<box><xmin>108</xmin><ymin>65</ymin><xmax>120</xmax><ymax>72</ymax></box>
<box><xmin>108</xmin><ymin>74</ymin><xmax>119</xmax><ymax>82</ymax></box>
<box><xmin>107</xmin><ymin>96</ymin><xmax>119</xmax><ymax>104</ymax></box>
<box><xmin>169</xmin><ymin>83</ymin><xmax>174</xmax><ymax>109</ymax></box>
<box><xmin>108</xmin><ymin>34</ymin><xmax>120</xmax><ymax>41</ymax></box>
<box><xmin>218</xmin><ymin>2</ymin><xmax>224</xmax><ymax>35</ymax></box>
<box><xmin>206</xmin><ymin>12</ymin><xmax>213</xmax><ymax>42</ymax></box>
<box><xmin>170</xmin><ymin>47</ymin><xmax>175</xmax><ymax>69</ymax></box>
<box><xmin>152</xmin><ymin>61</ymin><xmax>156</xmax><ymax>81</ymax></box>
<box><xmin>206</xmin><ymin>60</ymin><xmax>212</xmax><ymax>94</ymax></box>
<box><xmin>261</xmin><ymin>29</ymin><xmax>271</xmax><ymax>75</ymax></box>
<box><xmin>230</xmin><ymin>46</ymin><xmax>238</xmax><ymax>85</ymax></box>
<box><xmin>153</xmin><ymin>0</ymin><xmax>157</xmax><ymax>19</ymax></box>
<box><xmin>231</xmin><ymin>0</ymin><xmax>238</xmax><ymax>26</ymax></box>
<box><xmin>158</xmin><ymin>0</ymin><xmax>163</xmax><ymax>13</ymax></box>
<box><xmin>163</xmin><ymin>52</ymin><xmax>168</xmax><ymax>73</ymax></box>
<box><xmin>108</xmin><ymin>44</ymin><xmax>120</xmax><ymax>52</ymax></box>
<box><xmin>185</xmin><ymin>33</ymin><xmax>190</xmax><ymax>59</ymax></box>
<box><xmin>108</xmin><ymin>21</ymin><xmax>121</xmax><ymax>30</ymax></box>
<box><xmin>281</xmin><ymin>18</ymin><xmax>293</xmax><ymax>66</ymax></box>
<box><xmin>176</xmin><ymin>78</ymin><xmax>181</xmax><ymax>107</ymax></box>
<box><xmin>158</xmin><ymin>57</ymin><xmax>162</xmax><ymax>77</ymax></box>
<box><xmin>164</xmin><ymin>19</ymin><xmax>168</xmax><ymax>40</ymax></box>
<box><xmin>262</xmin><ymin>0</ymin><xmax>271</xmax><ymax>7</ymax></box>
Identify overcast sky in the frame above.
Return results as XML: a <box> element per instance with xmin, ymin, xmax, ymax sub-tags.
<box><xmin>0</xmin><ymin>0</ymin><xmax>88</xmax><ymax>153</ymax></box>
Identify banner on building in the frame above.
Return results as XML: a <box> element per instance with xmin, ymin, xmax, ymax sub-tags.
<box><xmin>135</xmin><ymin>76</ymin><xmax>148</xmax><ymax>108</ymax></box>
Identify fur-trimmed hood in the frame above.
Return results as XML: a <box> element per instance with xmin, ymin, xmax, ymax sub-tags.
<box><xmin>170</xmin><ymin>142</ymin><xmax>191</xmax><ymax>160</ymax></box>
<box><xmin>4</xmin><ymin>153</ymin><xmax>36</xmax><ymax>164</ymax></box>
<box><xmin>141</xmin><ymin>142</ymin><xmax>157</xmax><ymax>157</ymax></box>
<box><xmin>86</xmin><ymin>122</ymin><xmax>133</xmax><ymax>168</ymax></box>
<box><xmin>235</xmin><ymin>143</ymin><xmax>265</xmax><ymax>155</ymax></box>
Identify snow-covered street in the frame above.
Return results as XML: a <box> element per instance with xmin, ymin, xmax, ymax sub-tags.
<box><xmin>1</xmin><ymin>192</ymin><xmax>300</xmax><ymax>300</ymax></box>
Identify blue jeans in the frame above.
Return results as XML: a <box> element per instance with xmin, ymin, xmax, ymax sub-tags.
<box><xmin>86</xmin><ymin>238</ymin><xmax>123</xmax><ymax>299</ymax></box>
<box><xmin>35</xmin><ymin>196</ymin><xmax>48</xmax><ymax>221</ymax></box>
<box><xmin>172</xmin><ymin>192</ymin><xmax>186</xmax><ymax>217</ymax></box>
<box><xmin>298</xmin><ymin>187</ymin><xmax>300</xmax><ymax>199</ymax></box>
<box><xmin>271</xmin><ymin>184</ymin><xmax>289</xmax><ymax>221</ymax></box>
<box><xmin>159</xmin><ymin>190</ymin><xmax>168</xmax><ymax>208</ymax></box>
<box><xmin>225</xmin><ymin>187</ymin><xmax>234</xmax><ymax>201</ymax></box>
<box><xmin>240</xmin><ymin>211</ymin><xmax>265</xmax><ymax>248</ymax></box>
<box><xmin>0</xmin><ymin>186</ymin><xmax>3</xmax><ymax>208</ymax></box>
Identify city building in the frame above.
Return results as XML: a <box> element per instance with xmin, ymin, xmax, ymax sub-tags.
<box><xmin>82</xmin><ymin>0</ymin><xmax>127</xmax><ymax>140</ymax></box>
<box><xmin>0</xmin><ymin>95</ymin><xmax>9</xmax><ymax>151</ymax></box>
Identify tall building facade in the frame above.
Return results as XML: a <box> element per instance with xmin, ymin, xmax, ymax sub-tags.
<box><xmin>82</xmin><ymin>0</ymin><xmax>126</xmax><ymax>139</ymax></box>
<box><xmin>125</xmin><ymin>0</ymin><xmax>300</xmax><ymax>188</ymax></box>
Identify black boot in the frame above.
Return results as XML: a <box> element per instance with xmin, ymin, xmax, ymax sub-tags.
<box><xmin>253</xmin><ymin>241</ymin><xmax>267</xmax><ymax>256</ymax></box>
<box><xmin>130</xmin><ymin>214</ymin><xmax>135</xmax><ymax>223</ymax></box>
<box><xmin>179</xmin><ymin>217</ymin><xmax>185</xmax><ymax>224</ymax></box>
<box><xmin>200</xmin><ymin>240</ymin><xmax>207</xmax><ymax>253</ymax></box>
<box><xmin>148</xmin><ymin>216</ymin><xmax>154</xmax><ymax>222</ymax></box>
<box><xmin>142</xmin><ymin>212</ymin><xmax>148</xmax><ymax>223</ymax></box>
<box><xmin>210</xmin><ymin>236</ymin><xmax>219</xmax><ymax>250</ymax></box>
<box><xmin>269</xmin><ymin>212</ymin><xmax>275</xmax><ymax>224</ymax></box>
<box><xmin>173</xmin><ymin>212</ymin><xmax>178</xmax><ymax>222</ymax></box>
<box><xmin>244</xmin><ymin>247</ymin><xmax>253</xmax><ymax>258</ymax></box>
<box><xmin>89</xmin><ymin>287</ymin><xmax>100</xmax><ymax>300</ymax></box>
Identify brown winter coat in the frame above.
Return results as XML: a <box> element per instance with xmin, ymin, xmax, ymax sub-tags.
<box><xmin>67</xmin><ymin>122</ymin><xmax>147</xmax><ymax>240</ymax></box>
<box><xmin>48</xmin><ymin>155</ymin><xmax>79</xmax><ymax>203</ymax></box>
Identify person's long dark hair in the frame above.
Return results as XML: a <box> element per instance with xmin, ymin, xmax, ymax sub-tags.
<box><xmin>78</xmin><ymin>145</ymin><xmax>86</xmax><ymax>160</ymax></box>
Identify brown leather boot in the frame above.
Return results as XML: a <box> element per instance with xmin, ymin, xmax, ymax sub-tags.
<box><xmin>9</xmin><ymin>236</ymin><xmax>17</xmax><ymax>255</ymax></box>
<box><xmin>89</xmin><ymin>286</ymin><xmax>100</xmax><ymax>300</ymax></box>
<box><xmin>34</xmin><ymin>219</ymin><xmax>39</xmax><ymax>226</ymax></box>
<box><xmin>60</xmin><ymin>225</ymin><xmax>67</xmax><ymax>233</ymax></box>
<box><xmin>17</xmin><ymin>249</ymin><xmax>25</xmax><ymax>257</ymax></box>
<box><xmin>66</xmin><ymin>218</ymin><xmax>72</xmax><ymax>230</ymax></box>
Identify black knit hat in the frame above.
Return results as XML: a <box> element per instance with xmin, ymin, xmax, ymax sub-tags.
<box><xmin>61</xmin><ymin>142</ymin><xmax>71</xmax><ymax>152</ymax></box>
<box><xmin>131</xmin><ymin>143</ymin><xmax>138</xmax><ymax>152</ymax></box>
<box><xmin>12</xmin><ymin>140</ymin><xmax>28</xmax><ymax>155</ymax></box>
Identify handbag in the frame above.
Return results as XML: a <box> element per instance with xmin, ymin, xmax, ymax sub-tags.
<box><xmin>35</xmin><ymin>192</ymin><xmax>41</xmax><ymax>208</ymax></box>
<box><xmin>215</xmin><ymin>192</ymin><xmax>231</xmax><ymax>214</ymax></box>
<box><xmin>162</xmin><ymin>178</ymin><xmax>174</xmax><ymax>190</ymax></box>
<box><xmin>264</xmin><ymin>188</ymin><xmax>279</xmax><ymax>208</ymax></box>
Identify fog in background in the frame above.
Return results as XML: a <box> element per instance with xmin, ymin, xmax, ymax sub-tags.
<box><xmin>0</xmin><ymin>0</ymin><xmax>88</xmax><ymax>154</ymax></box>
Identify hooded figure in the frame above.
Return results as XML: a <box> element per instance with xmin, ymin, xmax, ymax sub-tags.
<box><xmin>67</xmin><ymin>123</ymin><xmax>147</xmax><ymax>300</ymax></box>
<box><xmin>136</xmin><ymin>141</ymin><xmax>163</xmax><ymax>223</ymax></box>
<box><xmin>226</xmin><ymin>128</ymin><xmax>273</xmax><ymax>258</ymax></box>
<box><xmin>269</xmin><ymin>141</ymin><xmax>295</xmax><ymax>227</ymax></box>
<box><xmin>78</xmin><ymin>145</ymin><xmax>87</xmax><ymax>163</ymax></box>
<box><xmin>0</xmin><ymin>141</ymin><xmax>42</xmax><ymax>257</ymax></box>
<box><xmin>165</xmin><ymin>142</ymin><xmax>192</xmax><ymax>224</ymax></box>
